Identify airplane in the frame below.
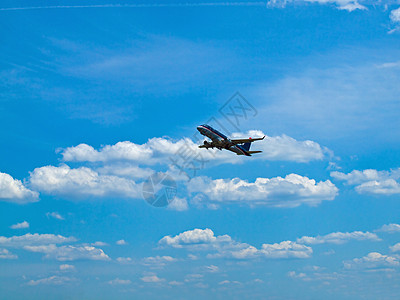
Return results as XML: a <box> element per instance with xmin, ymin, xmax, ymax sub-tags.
<box><xmin>197</xmin><ymin>124</ymin><xmax>265</xmax><ymax>156</ymax></box>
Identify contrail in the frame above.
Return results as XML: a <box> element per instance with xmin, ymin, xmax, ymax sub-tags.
<box><xmin>0</xmin><ymin>2</ymin><xmax>267</xmax><ymax>11</ymax></box>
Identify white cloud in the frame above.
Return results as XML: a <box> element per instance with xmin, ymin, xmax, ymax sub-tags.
<box><xmin>159</xmin><ymin>228</ymin><xmax>312</xmax><ymax>260</ymax></box>
<box><xmin>60</xmin><ymin>132</ymin><xmax>329</xmax><ymax>166</ymax></box>
<box><xmin>390</xmin><ymin>243</ymin><xmax>400</xmax><ymax>252</ymax></box>
<box><xmin>108</xmin><ymin>278</ymin><xmax>131</xmax><ymax>285</ymax></box>
<box><xmin>218</xmin><ymin>280</ymin><xmax>241</xmax><ymax>285</ymax></box>
<box><xmin>27</xmin><ymin>275</ymin><xmax>75</xmax><ymax>286</ymax></box>
<box><xmin>60</xmin><ymin>141</ymin><xmax>151</xmax><ymax>163</ymax></box>
<box><xmin>143</xmin><ymin>255</ymin><xmax>177</xmax><ymax>267</ymax></box>
<box><xmin>304</xmin><ymin>0</ymin><xmax>366</xmax><ymax>11</ymax></box>
<box><xmin>267</xmin><ymin>0</ymin><xmax>367</xmax><ymax>11</ymax></box>
<box><xmin>297</xmin><ymin>231</ymin><xmax>380</xmax><ymax>245</ymax></box>
<box><xmin>140</xmin><ymin>275</ymin><xmax>165</xmax><ymax>283</ymax></box>
<box><xmin>91</xmin><ymin>241</ymin><xmax>108</xmax><ymax>247</ymax></box>
<box><xmin>0</xmin><ymin>172</ymin><xmax>39</xmax><ymax>204</ymax></box>
<box><xmin>344</xmin><ymin>252</ymin><xmax>400</xmax><ymax>270</ymax></box>
<box><xmin>159</xmin><ymin>228</ymin><xmax>231</xmax><ymax>249</ymax></box>
<box><xmin>168</xmin><ymin>197</ymin><xmax>189</xmax><ymax>211</ymax></box>
<box><xmin>331</xmin><ymin>169</ymin><xmax>391</xmax><ymax>185</ymax></box>
<box><xmin>356</xmin><ymin>180</ymin><xmax>400</xmax><ymax>195</ymax></box>
<box><xmin>232</xmin><ymin>131</ymin><xmax>327</xmax><ymax>163</ymax></box>
<box><xmin>332</xmin><ymin>168</ymin><xmax>400</xmax><ymax>195</ymax></box>
<box><xmin>205</xmin><ymin>265</ymin><xmax>219</xmax><ymax>273</ymax></box>
<box><xmin>59</xmin><ymin>264</ymin><xmax>75</xmax><ymax>271</ymax></box>
<box><xmin>29</xmin><ymin>164</ymin><xmax>141</xmax><ymax>199</ymax></box>
<box><xmin>95</xmin><ymin>163</ymin><xmax>154</xmax><ymax>180</ymax></box>
<box><xmin>376</xmin><ymin>223</ymin><xmax>400</xmax><ymax>233</ymax></box>
<box><xmin>390</xmin><ymin>7</ymin><xmax>400</xmax><ymax>23</ymax></box>
<box><xmin>116</xmin><ymin>239</ymin><xmax>127</xmax><ymax>245</ymax></box>
<box><xmin>260</xmin><ymin>241</ymin><xmax>312</xmax><ymax>259</ymax></box>
<box><xmin>267</xmin><ymin>0</ymin><xmax>291</xmax><ymax>8</ymax></box>
<box><xmin>0</xmin><ymin>248</ymin><xmax>17</xmax><ymax>259</ymax></box>
<box><xmin>46</xmin><ymin>212</ymin><xmax>65</xmax><ymax>220</ymax></box>
<box><xmin>0</xmin><ymin>233</ymin><xmax>76</xmax><ymax>248</ymax></box>
<box><xmin>24</xmin><ymin>244</ymin><xmax>110</xmax><ymax>261</ymax></box>
<box><xmin>10</xmin><ymin>221</ymin><xmax>29</xmax><ymax>229</ymax></box>
<box><xmin>187</xmin><ymin>174</ymin><xmax>338</xmax><ymax>208</ymax></box>
<box><xmin>116</xmin><ymin>257</ymin><xmax>133</xmax><ymax>264</ymax></box>
<box><xmin>288</xmin><ymin>271</ymin><xmax>308</xmax><ymax>279</ymax></box>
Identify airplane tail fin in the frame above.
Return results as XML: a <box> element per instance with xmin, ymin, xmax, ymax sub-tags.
<box><xmin>242</xmin><ymin>142</ymin><xmax>251</xmax><ymax>151</ymax></box>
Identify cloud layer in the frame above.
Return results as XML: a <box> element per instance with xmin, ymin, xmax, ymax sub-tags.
<box><xmin>0</xmin><ymin>172</ymin><xmax>38</xmax><ymax>204</ymax></box>
<box><xmin>0</xmin><ymin>233</ymin><xmax>109</xmax><ymax>261</ymax></box>
<box><xmin>331</xmin><ymin>168</ymin><xmax>400</xmax><ymax>195</ymax></box>
<box><xmin>187</xmin><ymin>174</ymin><xmax>338</xmax><ymax>208</ymax></box>
<box><xmin>29</xmin><ymin>165</ymin><xmax>141</xmax><ymax>199</ymax></box>
<box><xmin>297</xmin><ymin>230</ymin><xmax>380</xmax><ymax>245</ymax></box>
<box><xmin>60</xmin><ymin>132</ymin><xmax>328</xmax><ymax>165</ymax></box>
<box><xmin>159</xmin><ymin>228</ymin><xmax>312</xmax><ymax>259</ymax></box>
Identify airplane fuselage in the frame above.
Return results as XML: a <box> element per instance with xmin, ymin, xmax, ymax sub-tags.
<box><xmin>196</xmin><ymin>124</ymin><xmax>250</xmax><ymax>156</ymax></box>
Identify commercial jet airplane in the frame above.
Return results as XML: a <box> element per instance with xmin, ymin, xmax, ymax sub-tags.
<box><xmin>197</xmin><ymin>124</ymin><xmax>264</xmax><ymax>156</ymax></box>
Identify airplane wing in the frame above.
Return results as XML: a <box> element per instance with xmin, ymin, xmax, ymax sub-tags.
<box><xmin>231</xmin><ymin>136</ymin><xmax>265</xmax><ymax>145</ymax></box>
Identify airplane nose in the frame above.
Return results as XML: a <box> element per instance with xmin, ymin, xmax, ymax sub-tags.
<box><xmin>196</xmin><ymin>126</ymin><xmax>202</xmax><ymax>132</ymax></box>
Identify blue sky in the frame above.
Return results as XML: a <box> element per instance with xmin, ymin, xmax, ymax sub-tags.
<box><xmin>1</xmin><ymin>0</ymin><xmax>400</xmax><ymax>299</ymax></box>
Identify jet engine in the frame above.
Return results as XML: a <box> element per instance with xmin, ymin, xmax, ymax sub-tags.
<box><xmin>203</xmin><ymin>141</ymin><xmax>212</xmax><ymax>149</ymax></box>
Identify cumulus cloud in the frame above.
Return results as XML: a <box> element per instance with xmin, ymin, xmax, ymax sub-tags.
<box><xmin>356</xmin><ymin>180</ymin><xmax>400</xmax><ymax>195</ymax></box>
<box><xmin>297</xmin><ymin>230</ymin><xmax>380</xmax><ymax>245</ymax></box>
<box><xmin>232</xmin><ymin>131</ymin><xmax>327</xmax><ymax>163</ymax></box>
<box><xmin>116</xmin><ymin>239</ymin><xmax>127</xmax><ymax>245</ymax></box>
<box><xmin>376</xmin><ymin>223</ymin><xmax>400</xmax><ymax>233</ymax></box>
<box><xmin>0</xmin><ymin>233</ymin><xmax>109</xmax><ymax>261</ymax></box>
<box><xmin>260</xmin><ymin>241</ymin><xmax>312</xmax><ymax>259</ymax></box>
<box><xmin>143</xmin><ymin>255</ymin><xmax>177</xmax><ymax>267</ymax></box>
<box><xmin>0</xmin><ymin>172</ymin><xmax>39</xmax><ymax>204</ymax></box>
<box><xmin>0</xmin><ymin>233</ymin><xmax>76</xmax><ymax>248</ymax></box>
<box><xmin>159</xmin><ymin>228</ymin><xmax>231</xmax><ymax>249</ymax></box>
<box><xmin>344</xmin><ymin>252</ymin><xmax>400</xmax><ymax>270</ymax></box>
<box><xmin>95</xmin><ymin>163</ymin><xmax>154</xmax><ymax>180</ymax></box>
<box><xmin>60</xmin><ymin>132</ymin><xmax>329</xmax><ymax>166</ymax></box>
<box><xmin>10</xmin><ymin>221</ymin><xmax>29</xmax><ymax>229</ymax></box>
<box><xmin>0</xmin><ymin>248</ymin><xmax>18</xmax><ymax>259</ymax></box>
<box><xmin>29</xmin><ymin>164</ymin><xmax>141</xmax><ymax>199</ymax></box>
<box><xmin>159</xmin><ymin>228</ymin><xmax>312</xmax><ymax>260</ymax></box>
<box><xmin>187</xmin><ymin>174</ymin><xmax>338</xmax><ymax>208</ymax></box>
<box><xmin>168</xmin><ymin>197</ymin><xmax>189</xmax><ymax>211</ymax></box>
<box><xmin>331</xmin><ymin>168</ymin><xmax>400</xmax><ymax>195</ymax></box>
<box><xmin>24</xmin><ymin>244</ymin><xmax>110</xmax><ymax>261</ymax></box>
<box><xmin>27</xmin><ymin>276</ymin><xmax>75</xmax><ymax>286</ymax></box>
